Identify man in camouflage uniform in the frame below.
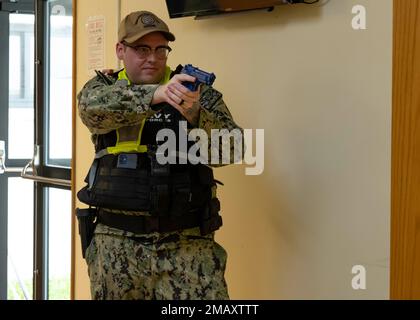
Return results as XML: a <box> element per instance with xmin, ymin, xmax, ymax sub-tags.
<box><xmin>77</xmin><ymin>11</ymin><xmax>243</xmax><ymax>300</ymax></box>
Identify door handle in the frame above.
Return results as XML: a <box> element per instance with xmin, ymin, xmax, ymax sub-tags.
<box><xmin>20</xmin><ymin>145</ymin><xmax>71</xmax><ymax>187</ymax></box>
<box><xmin>1</xmin><ymin>141</ymin><xmax>70</xmax><ymax>186</ymax></box>
<box><xmin>21</xmin><ymin>158</ymin><xmax>71</xmax><ymax>187</ymax></box>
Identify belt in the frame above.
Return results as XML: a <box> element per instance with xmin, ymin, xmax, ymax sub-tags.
<box><xmin>97</xmin><ymin>209</ymin><xmax>201</xmax><ymax>234</ymax></box>
<box><xmin>129</xmin><ymin>233</ymin><xmax>180</xmax><ymax>245</ymax></box>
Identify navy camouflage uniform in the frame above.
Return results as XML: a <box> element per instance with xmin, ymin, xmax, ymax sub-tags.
<box><xmin>77</xmin><ymin>70</ymin><xmax>243</xmax><ymax>300</ymax></box>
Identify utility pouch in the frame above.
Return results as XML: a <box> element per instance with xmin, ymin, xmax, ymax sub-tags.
<box><xmin>75</xmin><ymin>208</ymin><xmax>97</xmax><ymax>259</ymax></box>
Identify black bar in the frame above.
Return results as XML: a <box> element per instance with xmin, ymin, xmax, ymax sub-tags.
<box><xmin>0</xmin><ymin>300</ymin><xmax>417</xmax><ymax>317</ymax></box>
<box><xmin>34</xmin><ymin>0</ymin><xmax>46</xmax><ymax>300</ymax></box>
<box><xmin>33</xmin><ymin>181</ymin><xmax>47</xmax><ymax>299</ymax></box>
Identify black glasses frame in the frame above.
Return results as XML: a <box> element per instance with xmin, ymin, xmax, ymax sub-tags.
<box><xmin>122</xmin><ymin>42</ymin><xmax>172</xmax><ymax>59</ymax></box>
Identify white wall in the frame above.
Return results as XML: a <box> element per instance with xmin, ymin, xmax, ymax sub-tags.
<box><xmin>74</xmin><ymin>0</ymin><xmax>392</xmax><ymax>299</ymax></box>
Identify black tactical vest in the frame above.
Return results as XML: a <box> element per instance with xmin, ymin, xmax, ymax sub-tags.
<box><xmin>77</xmin><ymin>72</ymin><xmax>219</xmax><ymax>221</ymax></box>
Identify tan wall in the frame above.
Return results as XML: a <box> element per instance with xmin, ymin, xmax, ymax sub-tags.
<box><xmin>74</xmin><ymin>0</ymin><xmax>121</xmax><ymax>299</ymax></box>
<box><xmin>74</xmin><ymin>0</ymin><xmax>392</xmax><ymax>299</ymax></box>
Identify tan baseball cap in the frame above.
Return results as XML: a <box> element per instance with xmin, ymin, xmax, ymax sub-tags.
<box><xmin>118</xmin><ymin>11</ymin><xmax>175</xmax><ymax>44</ymax></box>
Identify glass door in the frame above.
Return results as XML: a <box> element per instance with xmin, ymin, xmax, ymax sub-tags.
<box><xmin>0</xmin><ymin>2</ymin><xmax>36</xmax><ymax>300</ymax></box>
<box><xmin>0</xmin><ymin>0</ymin><xmax>73</xmax><ymax>300</ymax></box>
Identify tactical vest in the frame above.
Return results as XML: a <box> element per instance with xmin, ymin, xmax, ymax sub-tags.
<box><xmin>77</xmin><ymin>69</ymin><xmax>222</xmax><ymax>235</ymax></box>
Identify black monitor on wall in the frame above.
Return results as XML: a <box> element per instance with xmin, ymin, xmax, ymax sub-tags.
<box><xmin>165</xmin><ymin>0</ymin><xmax>294</xmax><ymax>19</ymax></box>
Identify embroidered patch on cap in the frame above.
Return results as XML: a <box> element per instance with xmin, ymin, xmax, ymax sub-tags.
<box><xmin>140</xmin><ymin>13</ymin><xmax>156</xmax><ymax>27</ymax></box>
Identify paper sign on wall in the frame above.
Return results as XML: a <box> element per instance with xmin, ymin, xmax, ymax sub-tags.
<box><xmin>86</xmin><ymin>15</ymin><xmax>105</xmax><ymax>73</ymax></box>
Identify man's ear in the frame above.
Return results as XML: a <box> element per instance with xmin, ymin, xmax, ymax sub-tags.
<box><xmin>116</xmin><ymin>42</ymin><xmax>125</xmax><ymax>60</ymax></box>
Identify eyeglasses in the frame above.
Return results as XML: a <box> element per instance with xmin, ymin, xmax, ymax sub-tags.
<box><xmin>123</xmin><ymin>42</ymin><xmax>172</xmax><ymax>60</ymax></box>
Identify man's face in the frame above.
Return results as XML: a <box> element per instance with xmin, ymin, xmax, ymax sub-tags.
<box><xmin>116</xmin><ymin>32</ymin><xmax>169</xmax><ymax>84</ymax></box>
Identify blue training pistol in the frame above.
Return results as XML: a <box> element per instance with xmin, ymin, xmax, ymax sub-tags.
<box><xmin>181</xmin><ymin>64</ymin><xmax>216</xmax><ymax>91</ymax></box>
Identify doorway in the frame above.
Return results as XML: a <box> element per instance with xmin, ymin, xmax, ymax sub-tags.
<box><xmin>0</xmin><ymin>0</ymin><xmax>73</xmax><ymax>300</ymax></box>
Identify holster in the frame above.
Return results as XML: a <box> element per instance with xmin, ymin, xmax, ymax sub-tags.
<box><xmin>75</xmin><ymin>208</ymin><xmax>97</xmax><ymax>259</ymax></box>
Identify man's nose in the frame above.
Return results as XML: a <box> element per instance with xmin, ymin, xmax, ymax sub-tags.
<box><xmin>146</xmin><ymin>52</ymin><xmax>158</xmax><ymax>63</ymax></box>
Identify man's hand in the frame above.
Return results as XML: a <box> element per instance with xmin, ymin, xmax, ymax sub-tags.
<box><xmin>152</xmin><ymin>74</ymin><xmax>201</xmax><ymax>126</ymax></box>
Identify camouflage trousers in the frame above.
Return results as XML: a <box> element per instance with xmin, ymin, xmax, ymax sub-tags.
<box><xmin>85</xmin><ymin>226</ymin><xmax>229</xmax><ymax>300</ymax></box>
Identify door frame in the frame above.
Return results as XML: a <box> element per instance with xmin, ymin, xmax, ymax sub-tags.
<box><xmin>0</xmin><ymin>0</ymin><xmax>73</xmax><ymax>300</ymax></box>
<box><xmin>391</xmin><ymin>0</ymin><xmax>420</xmax><ymax>299</ymax></box>
<box><xmin>70</xmin><ymin>0</ymin><xmax>77</xmax><ymax>301</ymax></box>
<box><xmin>32</xmin><ymin>0</ymin><xmax>73</xmax><ymax>300</ymax></box>
<box><xmin>0</xmin><ymin>10</ymin><xmax>10</xmax><ymax>301</ymax></box>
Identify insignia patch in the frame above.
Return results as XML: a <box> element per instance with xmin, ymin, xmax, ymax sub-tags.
<box><xmin>117</xmin><ymin>153</ymin><xmax>138</xmax><ymax>169</ymax></box>
<box><xmin>140</xmin><ymin>14</ymin><xmax>156</xmax><ymax>27</ymax></box>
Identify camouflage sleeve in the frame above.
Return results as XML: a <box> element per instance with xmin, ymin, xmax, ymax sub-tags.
<box><xmin>196</xmin><ymin>86</ymin><xmax>245</xmax><ymax>167</ymax></box>
<box><xmin>77</xmin><ymin>75</ymin><xmax>159</xmax><ymax>134</ymax></box>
